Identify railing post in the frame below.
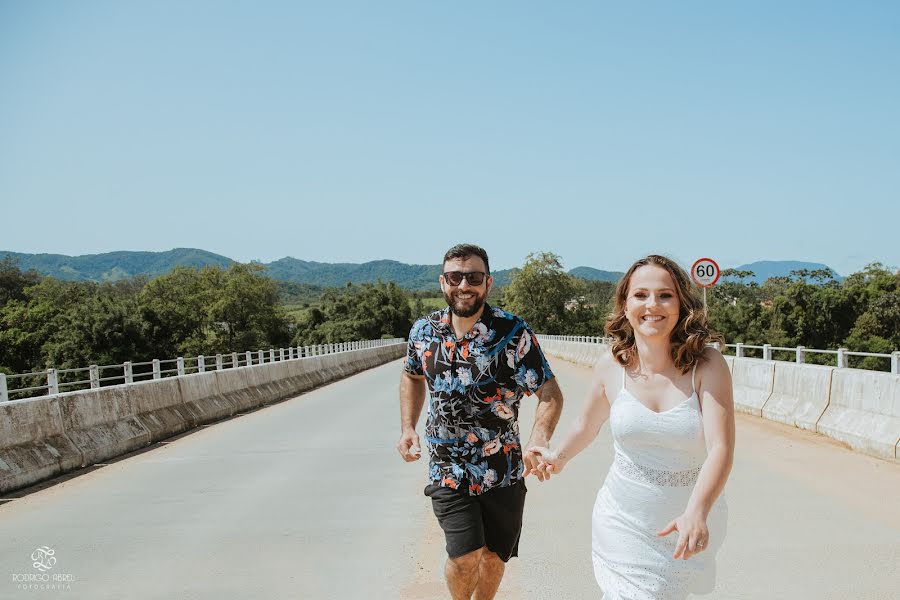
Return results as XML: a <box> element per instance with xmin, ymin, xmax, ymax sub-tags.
<box><xmin>258</xmin><ymin>350</ymin><xmax>265</xmax><ymax>363</ymax></box>
<box><xmin>177</xmin><ymin>357</ymin><xmax>185</xmax><ymax>377</ymax></box>
<box><xmin>90</xmin><ymin>365</ymin><xmax>100</xmax><ymax>389</ymax></box>
<box><xmin>269</xmin><ymin>348</ymin><xmax>275</xmax><ymax>362</ymax></box>
<box><xmin>837</xmin><ymin>348</ymin><xmax>847</xmax><ymax>369</ymax></box>
<box><xmin>0</xmin><ymin>373</ymin><xmax>8</xmax><ymax>402</ymax></box>
<box><xmin>763</xmin><ymin>344</ymin><xmax>772</xmax><ymax>361</ymax></box>
<box><xmin>280</xmin><ymin>348</ymin><xmax>286</xmax><ymax>361</ymax></box>
<box><xmin>796</xmin><ymin>346</ymin><xmax>805</xmax><ymax>364</ymax></box>
<box><xmin>152</xmin><ymin>359</ymin><xmax>161</xmax><ymax>379</ymax></box>
<box><xmin>246</xmin><ymin>351</ymin><xmax>253</xmax><ymax>366</ymax></box>
<box><xmin>197</xmin><ymin>356</ymin><xmax>205</xmax><ymax>374</ymax></box>
<box><xmin>892</xmin><ymin>351</ymin><xmax>900</xmax><ymax>375</ymax></box>
<box><xmin>47</xmin><ymin>368</ymin><xmax>59</xmax><ymax>395</ymax></box>
<box><xmin>231</xmin><ymin>352</ymin><xmax>238</xmax><ymax>367</ymax></box>
<box><xmin>736</xmin><ymin>343</ymin><xmax>744</xmax><ymax>358</ymax></box>
<box><xmin>124</xmin><ymin>361</ymin><xmax>133</xmax><ymax>384</ymax></box>
<box><xmin>216</xmin><ymin>354</ymin><xmax>223</xmax><ymax>370</ymax></box>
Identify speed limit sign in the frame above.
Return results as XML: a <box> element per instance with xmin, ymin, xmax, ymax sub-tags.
<box><xmin>691</xmin><ymin>258</ymin><xmax>720</xmax><ymax>288</ymax></box>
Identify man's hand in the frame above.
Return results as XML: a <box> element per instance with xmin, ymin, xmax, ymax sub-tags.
<box><xmin>523</xmin><ymin>435</ymin><xmax>549</xmax><ymax>480</ymax></box>
<box><xmin>524</xmin><ymin>446</ymin><xmax>567</xmax><ymax>480</ymax></box>
<box><xmin>396</xmin><ymin>429</ymin><xmax>422</xmax><ymax>462</ymax></box>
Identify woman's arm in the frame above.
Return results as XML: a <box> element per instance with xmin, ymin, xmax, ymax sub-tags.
<box><xmin>658</xmin><ymin>347</ymin><xmax>735</xmax><ymax>559</ymax></box>
<box><xmin>525</xmin><ymin>355</ymin><xmax>613</xmax><ymax>478</ymax></box>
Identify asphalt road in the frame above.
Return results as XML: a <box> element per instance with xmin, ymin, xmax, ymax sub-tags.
<box><xmin>1</xmin><ymin>358</ymin><xmax>897</xmax><ymax>599</ymax></box>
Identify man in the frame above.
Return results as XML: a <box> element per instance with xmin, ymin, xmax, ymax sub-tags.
<box><xmin>397</xmin><ymin>243</ymin><xmax>564</xmax><ymax>600</ymax></box>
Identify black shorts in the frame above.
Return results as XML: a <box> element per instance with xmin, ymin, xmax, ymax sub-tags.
<box><xmin>424</xmin><ymin>480</ymin><xmax>527</xmax><ymax>563</ymax></box>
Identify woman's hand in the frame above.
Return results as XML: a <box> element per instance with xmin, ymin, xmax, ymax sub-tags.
<box><xmin>656</xmin><ymin>510</ymin><xmax>709</xmax><ymax>560</ymax></box>
<box><xmin>524</xmin><ymin>446</ymin><xmax>568</xmax><ymax>480</ymax></box>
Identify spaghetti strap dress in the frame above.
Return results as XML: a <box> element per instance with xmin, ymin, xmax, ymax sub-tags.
<box><xmin>592</xmin><ymin>364</ymin><xmax>728</xmax><ymax>599</ymax></box>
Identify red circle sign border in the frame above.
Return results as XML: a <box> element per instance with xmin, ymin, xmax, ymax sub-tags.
<box><xmin>691</xmin><ymin>257</ymin><xmax>721</xmax><ymax>288</ymax></box>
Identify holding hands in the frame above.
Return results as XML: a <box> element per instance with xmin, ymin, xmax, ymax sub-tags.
<box><xmin>524</xmin><ymin>446</ymin><xmax>569</xmax><ymax>481</ymax></box>
<box><xmin>657</xmin><ymin>510</ymin><xmax>710</xmax><ymax>560</ymax></box>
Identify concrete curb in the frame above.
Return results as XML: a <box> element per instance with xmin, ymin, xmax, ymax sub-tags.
<box><xmin>57</xmin><ymin>386</ymin><xmax>151</xmax><ymax>467</ymax></box>
<box><xmin>129</xmin><ymin>377</ymin><xmax>196</xmax><ymax>442</ymax></box>
<box><xmin>762</xmin><ymin>363</ymin><xmax>833</xmax><ymax>432</ymax></box>
<box><xmin>0</xmin><ymin>397</ymin><xmax>83</xmax><ymax>494</ymax></box>
<box><xmin>178</xmin><ymin>371</ymin><xmax>237</xmax><ymax>425</ymax></box>
<box><xmin>731</xmin><ymin>358</ymin><xmax>775</xmax><ymax>417</ymax></box>
<box><xmin>816</xmin><ymin>370</ymin><xmax>900</xmax><ymax>460</ymax></box>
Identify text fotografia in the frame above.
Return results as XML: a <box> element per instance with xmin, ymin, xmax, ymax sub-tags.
<box><xmin>11</xmin><ymin>573</ymin><xmax>75</xmax><ymax>592</ymax></box>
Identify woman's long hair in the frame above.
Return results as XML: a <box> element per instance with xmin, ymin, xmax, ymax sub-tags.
<box><xmin>605</xmin><ymin>255</ymin><xmax>722</xmax><ymax>373</ymax></box>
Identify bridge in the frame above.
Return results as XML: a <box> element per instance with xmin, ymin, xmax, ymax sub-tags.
<box><xmin>0</xmin><ymin>341</ymin><xmax>898</xmax><ymax>598</ymax></box>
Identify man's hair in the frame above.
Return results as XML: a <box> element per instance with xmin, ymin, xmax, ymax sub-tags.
<box><xmin>443</xmin><ymin>244</ymin><xmax>490</xmax><ymax>273</ymax></box>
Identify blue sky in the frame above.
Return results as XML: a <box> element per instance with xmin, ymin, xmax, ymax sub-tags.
<box><xmin>1</xmin><ymin>1</ymin><xmax>898</xmax><ymax>276</ymax></box>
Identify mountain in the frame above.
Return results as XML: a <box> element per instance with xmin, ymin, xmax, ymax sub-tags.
<box><xmin>726</xmin><ymin>260</ymin><xmax>844</xmax><ymax>284</ymax></box>
<box><xmin>0</xmin><ymin>248</ymin><xmax>233</xmax><ymax>281</ymax></box>
<box><xmin>8</xmin><ymin>249</ymin><xmax>836</xmax><ymax>290</ymax></box>
<box><xmin>0</xmin><ymin>249</ymin><xmax>529</xmax><ymax>290</ymax></box>
<box><xmin>568</xmin><ymin>266</ymin><xmax>625</xmax><ymax>283</ymax></box>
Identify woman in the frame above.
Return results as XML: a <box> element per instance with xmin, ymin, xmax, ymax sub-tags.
<box><xmin>527</xmin><ymin>255</ymin><xmax>734</xmax><ymax>599</ymax></box>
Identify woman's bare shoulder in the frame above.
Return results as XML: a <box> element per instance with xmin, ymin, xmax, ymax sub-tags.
<box><xmin>698</xmin><ymin>346</ymin><xmax>731</xmax><ymax>384</ymax></box>
<box><xmin>592</xmin><ymin>348</ymin><xmax>620</xmax><ymax>381</ymax></box>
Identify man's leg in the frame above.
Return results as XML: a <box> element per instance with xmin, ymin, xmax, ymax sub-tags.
<box><xmin>445</xmin><ymin>547</ymin><xmax>483</xmax><ymax>600</ymax></box>
<box><xmin>472</xmin><ymin>549</ymin><xmax>505</xmax><ymax>600</ymax></box>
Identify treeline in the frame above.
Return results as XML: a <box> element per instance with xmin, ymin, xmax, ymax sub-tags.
<box><xmin>499</xmin><ymin>253</ymin><xmax>899</xmax><ymax>371</ymax></box>
<box><xmin>707</xmin><ymin>264</ymin><xmax>899</xmax><ymax>369</ymax></box>
<box><xmin>0</xmin><ymin>259</ymin><xmax>412</xmax><ymax>376</ymax></box>
<box><xmin>3</xmin><ymin>252</ymin><xmax>896</xmax><ymax>377</ymax></box>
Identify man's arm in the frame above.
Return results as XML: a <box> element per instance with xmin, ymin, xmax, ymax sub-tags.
<box><xmin>523</xmin><ymin>377</ymin><xmax>563</xmax><ymax>479</ymax></box>
<box><xmin>397</xmin><ymin>372</ymin><xmax>427</xmax><ymax>462</ymax></box>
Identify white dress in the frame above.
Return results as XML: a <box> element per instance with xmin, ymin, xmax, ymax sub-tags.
<box><xmin>592</xmin><ymin>365</ymin><xmax>728</xmax><ymax>600</ymax></box>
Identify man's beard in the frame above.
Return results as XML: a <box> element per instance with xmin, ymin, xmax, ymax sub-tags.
<box><xmin>444</xmin><ymin>289</ymin><xmax>486</xmax><ymax>318</ymax></box>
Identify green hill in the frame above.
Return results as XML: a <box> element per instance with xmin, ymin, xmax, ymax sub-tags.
<box><xmin>0</xmin><ymin>248</ymin><xmax>233</xmax><ymax>281</ymax></box>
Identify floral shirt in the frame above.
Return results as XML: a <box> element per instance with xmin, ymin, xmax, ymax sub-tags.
<box><xmin>405</xmin><ymin>304</ymin><xmax>554</xmax><ymax>496</ymax></box>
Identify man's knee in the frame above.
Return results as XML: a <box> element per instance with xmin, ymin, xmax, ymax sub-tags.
<box><xmin>448</xmin><ymin>547</ymin><xmax>484</xmax><ymax>575</ymax></box>
<box><xmin>479</xmin><ymin>550</ymin><xmax>505</xmax><ymax>570</ymax></box>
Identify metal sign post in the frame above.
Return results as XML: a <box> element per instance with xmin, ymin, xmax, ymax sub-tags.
<box><xmin>691</xmin><ymin>257</ymin><xmax>721</xmax><ymax>313</ymax></box>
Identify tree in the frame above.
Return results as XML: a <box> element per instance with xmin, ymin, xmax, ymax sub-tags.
<box><xmin>293</xmin><ymin>281</ymin><xmax>413</xmax><ymax>345</ymax></box>
<box><xmin>502</xmin><ymin>252</ymin><xmax>589</xmax><ymax>334</ymax></box>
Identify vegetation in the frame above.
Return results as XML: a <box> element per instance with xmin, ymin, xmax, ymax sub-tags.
<box><xmin>0</xmin><ymin>259</ymin><xmax>292</xmax><ymax>376</ymax></box>
<box><xmin>708</xmin><ymin>264</ymin><xmax>900</xmax><ymax>369</ymax></box>
<box><xmin>292</xmin><ymin>281</ymin><xmax>412</xmax><ymax>345</ymax></box>
<box><xmin>1</xmin><ymin>252</ymin><xmax>896</xmax><ymax>382</ymax></box>
<box><xmin>499</xmin><ymin>254</ymin><xmax>898</xmax><ymax>370</ymax></box>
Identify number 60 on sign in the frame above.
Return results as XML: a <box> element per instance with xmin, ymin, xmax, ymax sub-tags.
<box><xmin>691</xmin><ymin>258</ymin><xmax>720</xmax><ymax>288</ymax></box>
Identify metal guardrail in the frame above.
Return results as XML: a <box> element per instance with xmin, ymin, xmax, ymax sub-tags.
<box><xmin>538</xmin><ymin>335</ymin><xmax>900</xmax><ymax>374</ymax></box>
<box><xmin>0</xmin><ymin>338</ymin><xmax>405</xmax><ymax>402</ymax></box>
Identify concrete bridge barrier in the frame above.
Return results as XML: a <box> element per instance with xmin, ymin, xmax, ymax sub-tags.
<box><xmin>816</xmin><ymin>369</ymin><xmax>900</xmax><ymax>460</ymax></box>
<box><xmin>731</xmin><ymin>358</ymin><xmax>775</xmax><ymax>416</ymax></box>
<box><xmin>178</xmin><ymin>371</ymin><xmax>237</xmax><ymax>425</ymax></box>
<box><xmin>214</xmin><ymin>367</ymin><xmax>263</xmax><ymax>413</ymax></box>
<box><xmin>242</xmin><ymin>363</ymin><xmax>291</xmax><ymax>405</ymax></box>
<box><xmin>57</xmin><ymin>386</ymin><xmax>151</xmax><ymax>467</ymax></box>
<box><xmin>0</xmin><ymin>397</ymin><xmax>82</xmax><ymax>494</ymax></box>
<box><xmin>1</xmin><ymin>342</ymin><xmax>407</xmax><ymax>494</ymax></box>
<box><xmin>128</xmin><ymin>377</ymin><xmax>196</xmax><ymax>442</ymax></box>
<box><xmin>762</xmin><ymin>363</ymin><xmax>833</xmax><ymax>432</ymax></box>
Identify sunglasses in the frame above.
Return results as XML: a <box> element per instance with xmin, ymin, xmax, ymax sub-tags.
<box><xmin>443</xmin><ymin>271</ymin><xmax>487</xmax><ymax>286</ymax></box>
